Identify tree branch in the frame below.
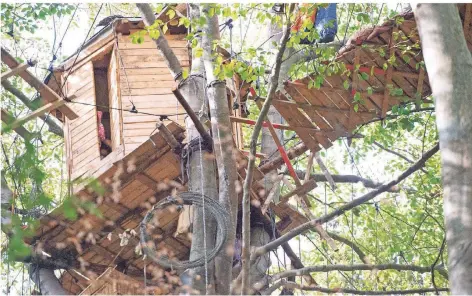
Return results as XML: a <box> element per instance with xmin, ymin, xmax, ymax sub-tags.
<box><xmin>136</xmin><ymin>3</ymin><xmax>183</xmax><ymax>81</ymax></box>
<box><xmin>240</xmin><ymin>5</ymin><xmax>295</xmax><ymax>294</ymax></box>
<box><xmin>288</xmin><ymin>170</ymin><xmax>400</xmax><ymax>192</ymax></box>
<box><xmin>251</xmin><ymin>143</ymin><xmax>439</xmax><ymax>263</ymax></box>
<box><xmin>270</xmin><ymin>263</ymin><xmax>448</xmax><ymax>282</ymax></box>
<box><xmin>262</xmin><ymin>280</ymin><xmax>448</xmax><ymax>295</ymax></box>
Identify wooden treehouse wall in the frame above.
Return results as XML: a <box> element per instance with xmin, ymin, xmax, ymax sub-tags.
<box><xmin>117</xmin><ymin>31</ymin><xmax>188</xmax><ymax>153</ymax></box>
<box><xmin>63</xmin><ymin>31</ymin><xmax>189</xmax><ymax>189</ymax></box>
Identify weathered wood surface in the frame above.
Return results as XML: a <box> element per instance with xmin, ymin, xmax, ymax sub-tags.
<box><xmin>117</xmin><ymin>33</ymin><xmax>188</xmax><ymax>153</ymax></box>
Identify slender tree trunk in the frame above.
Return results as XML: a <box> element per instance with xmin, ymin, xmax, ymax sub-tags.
<box><xmin>179</xmin><ymin>5</ymin><xmax>219</xmax><ymax>294</ymax></box>
<box><xmin>240</xmin><ymin>5</ymin><xmax>295</xmax><ymax>293</ymax></box>
<box><xmin>200</xmin><ymin>6</ymin><xmax>239</xmax><ymax>294</ymax></box>
<box><xmin>135</xmin><ymin>4</ymin><xmax>219</xmax><ymax>294</ymax></box>
<box><xmin>413</xmin><ymin>4</ymin><xmax>472</xmax><ymax>294</ymax></box>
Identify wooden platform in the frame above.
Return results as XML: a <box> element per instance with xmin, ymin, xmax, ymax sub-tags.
<box><xmin>31</xmin><ymin>122</ymin><xmax>188</xmax><ymax>294</ymax></box>
<box><xmin>257</xmin><ymin>4</ymin><xmax>472</xmax><ymax>234</ymax></box>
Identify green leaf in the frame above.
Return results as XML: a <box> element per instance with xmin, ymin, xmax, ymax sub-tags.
<box><xmin>149</xmin><ymin>29</ymin><xmax>161</xmax><ymax>40</ymax></box>
<box><xmin>343</xmin><ymin>80</ymin><xmax>349</xmax><ymax>90</ymax></box>
<box><xmin>367</xmin><ymin>86</ymin><xmax>373</xmax><ymax>95</ymax></box>
<box><xmin>195</xmin><ymin>47</ymin><xmax>203</xmax><ymax>58</ymax></box>
<box><xmin>360</xmin><ymin>72</ymin><xmax>369</xmax><ymax>81</ymax></box>
<box><xmin>155</xmin><ymin>4</ymin><xmax>164</xmax><ymax>13</ymax></box>
<box><xmin>166</xmin><ymin>8</ymin><xmax>175</xmax><ymax>19</ymax></box>
<box><xmin>353</xmin><ymin>103</ymin><xmax>359</xmax><ymax>112</ymax></box>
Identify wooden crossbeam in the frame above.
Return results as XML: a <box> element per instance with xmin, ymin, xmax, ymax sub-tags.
<box><xmin>255</xmin><ymin>101</ymin><xmax>312</xmax><ymax>207</ymax></box>
<box><xmin>279</xmin><ymin>179</ymin><xmax>317</xmax><ymax>204</ymax></box>
<box><xmin>274</xmin><ymin>99</ymin><xmax>376</xmax><ymax>117</ymax></box>
<box><xmin>0</xmin><ymin>47</ymin><xmax>78</xmax><ymax>120</ymax></box>
<box><xmin>1</xmin><ymin>61</ymin><xmax>36</xmax><ymax>82</ymax></box>
<box><xmin>2</xmin><ymin>100</ymin><xmax>66</xmax><ymax>132</ymax></box>
<box><xmin>1</xmin><ymin>108</ymin><xmax>36</xmax><ymax>140</ymax></box>
<box><xmin>230</xmin><ymin>116</ymin><xmax>335</xmax><ymax>134</ymax></box>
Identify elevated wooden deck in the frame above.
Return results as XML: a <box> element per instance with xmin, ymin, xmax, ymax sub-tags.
<box><xmin>259</xmin><ymin>4</ymin><xmax>472</xmax><ymax>234</ymax></box>
<box><xmin>31</xmin><ymin>122</ymin><xmax>187</xmax><ymax>294</ymax></box>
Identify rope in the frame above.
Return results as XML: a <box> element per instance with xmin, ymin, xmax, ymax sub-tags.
<box><xmin>140</xmin><ymin>192</ymin><xmax>230</xmax><ymax>270</ymax></box>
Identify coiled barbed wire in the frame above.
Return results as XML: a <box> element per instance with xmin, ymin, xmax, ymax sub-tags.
<box><xmin>140</xmin><ymin>192</ymin><xmax>229</xmax><ymax>269</ymax></box>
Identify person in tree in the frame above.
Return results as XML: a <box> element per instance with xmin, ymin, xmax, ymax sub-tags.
<box><xmin>97</xmin><ymin>111</ymin><xmax>112</xmax><ymax>157</ymax></box>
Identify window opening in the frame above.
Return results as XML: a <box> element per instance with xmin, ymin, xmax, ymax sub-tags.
<box><xmin>93</xmin><ymin>51</ymin><xmax>113</xmax><ymax>159</ymax></box>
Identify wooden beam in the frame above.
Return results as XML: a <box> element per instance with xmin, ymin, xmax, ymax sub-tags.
<box><xmin>0</xmin><ymin>47</ymin><xmax>78</xmax><ymax>120</ymax></box>
<box><xmin>273</xmin><ymin>99</ymin><xmax>376</xmax><ymax>117</ymax></box>
<box><xmin>1</xmin><ymin>108</ymin><xmax>36</xmax><ymax>140</ymax></box>
<box><xmin>172</xmin><ymin>86</ymin><xmax>213</xmax><ymax>147</ymax></box>
<box><xmin>279</xmin><ymin>179</ymin><xmax>317</xmax><ymax>204</ymax></box>
<box><xmin>156</xmin><ymin>121</ymin><xmax>180</xmax><ymax>149</ymax></box>
<box><xmin>230</xmin><ymin>116</ymin><xmax>335</xmax><ymax>134</ymax></box>
<box><xmin>382</xmin><ymin>28</ymin><xmax>397</xmax><ymax>118</ymax></box>
<box><xmin>2</xmin><ymin>100</ymin><xmax>66</xmax><ymax>132</ymax></box>
<box><xmin>314</xmin><ymin>152</ymin><xmax>337</xmax><ymax>191</ymax></box>
<box><xmin>1</xmin><ymin>61</ymin><xmax>36</xmax><ymax>82</ymax></box>
<box><xmin>255</xmin><ymin>100</ymin><xmax>312</xmax><ymax>207</ymax></box>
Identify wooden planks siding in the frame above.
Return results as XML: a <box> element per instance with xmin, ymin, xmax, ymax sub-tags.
<box><xmin>117</xmin><ymin>33</ymin><xmax>188</xmax><ymax>155</ymax></box>
<box><xmin>65</xmin><ymin>61</ymin><xmax>101</xmax><ymax>186</ymax></box>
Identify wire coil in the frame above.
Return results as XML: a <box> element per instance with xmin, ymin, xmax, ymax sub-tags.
<box><xmin>140</xmin><ymin>192</ymin><xmax>230</xmax><ymax>269</ymax></box>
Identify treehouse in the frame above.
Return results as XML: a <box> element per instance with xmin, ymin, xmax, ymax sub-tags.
<box><xmin>23</xmin><ymin>3</ymin><xmax>472</xmax><ymax>295</ymax></box>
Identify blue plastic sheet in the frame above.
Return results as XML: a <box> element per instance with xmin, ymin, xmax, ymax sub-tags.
<box><xmin>315</xmin><ymin>3</ymin><xmax>338</xmax><ymax>43</ymax></box>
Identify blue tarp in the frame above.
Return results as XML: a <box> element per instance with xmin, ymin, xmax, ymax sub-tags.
<box><xmin>315</xmin><ymin>3</ymin><xmax>338</xmax><ymax>43</ymax></box>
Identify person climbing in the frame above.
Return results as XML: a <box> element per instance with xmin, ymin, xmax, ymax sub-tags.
<box><xmin>273</xmin><ymin>3</ymin><xmax>338</xmax><ymax>44</ymax></box>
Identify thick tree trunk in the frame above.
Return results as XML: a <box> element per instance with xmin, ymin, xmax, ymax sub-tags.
<box><xmin>413</xmin><ymin>4</ymin><xmax>472</xmax><ymax>294</ymax></box>
<box><xmin>200</xmin><ymin>6</ymin><xmax>239</xmax><ymax>294</ymax></box>
<box><xmin>135</xmin><ymin>4</ymin><xmax>219</xmax><ymax>294</ymax></box>
<box><xmin>29</xmin><ymin>265</ymin><xmax>68</xmax><ymax>295</ymax></box>
<box><xmin>179</xmin><ymin>5</ymin><xmax>219</xmax><ymax>294</ymax></box>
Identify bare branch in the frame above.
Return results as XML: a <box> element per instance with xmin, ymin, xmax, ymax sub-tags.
<box><xmin>270</xmin><ymin>263</ymin><xmax>448</xmax><ymax>282</ymax></box>
<box><xmin>240</xmin><ymin>4</ymin><xmax>295</xmax><ymax>294</ymax></box>
<box><xmin>289</xmin><ymin>170</ymin><xmax>400</xmax><ymax>192</ymax></box>
<box><xmin>135</xmin><ymin>3</ymin><xmax>183</xmax><ymax>80</ymax></box>
<box><xmin>251</xmin><ymin>143</ymin><xmax>439</xmax><ymax>263</ymax></box>
<box><xmin>262</xmin><ymin>280</ymin><xmax>448</xmax><ymax>295</ymax></box>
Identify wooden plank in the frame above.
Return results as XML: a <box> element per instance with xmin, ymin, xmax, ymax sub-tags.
<box><xmin>279</xmin><ymin>179</ymin><xmax>317</xmax><ymax>204</ymax></box>
<box><xmin>1</xmin><ymin>48</ymin><xmax>78</xmax><ymax>119</ymax></box>
<box><xmin>381</xmin><ymin>28</ymin><xmax>397</xmax><ymax>117</ymax></box>
<box><xmin>118</xmin><ymin>47</ymin><xmax>188</xmax><ymax>56</ymax></box>
<box><xmin>1</xmin><ymin>62</ymin><xmax>36</xmax><ymax>82</ymax></box>
<box><xmin>3</xmin><ymin>100</ymin><xmax>67</xmax><ymax>131</ymax></box>
<box><xmin>348</xmin><ymin>47</ymin><xmax>362</xmax><ymax>130</ymax></box>
<box><xmin>1</xmin><ymin>109</ymin><xmax>35</xmax><ymax>140</ymax></box>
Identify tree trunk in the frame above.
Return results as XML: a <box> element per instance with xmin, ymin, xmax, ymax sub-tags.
<box><xmin>413</xmin><ymin>4</ymin><xmax>472</xmax><ymax>294</ymax></box>
<box><xmin>135</xmin><ymin>4</ymin><xmax>219</xmax><ymax>294</ymax></box>
<box><xmin>200</xmin><ymin>6</ymin><xmax>239</xmax><ymax>294</ymax></box>
<box><xmin>29</xmin><ymin>265</ymin><xmax>68</xmax><ymax>295</ymax></box>
<box><xmin>179</xmin><ymin>5</ymin><xmax>219</xmax><ymax>294</ymax></box>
